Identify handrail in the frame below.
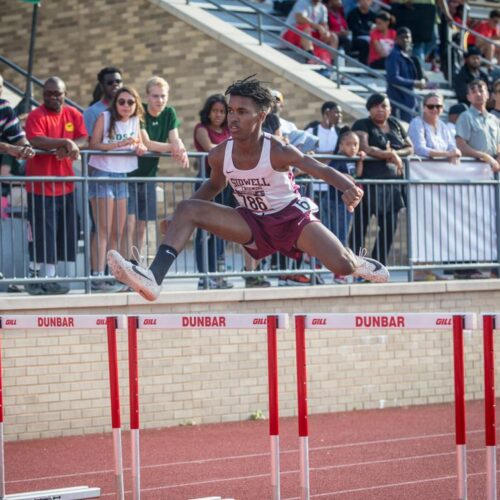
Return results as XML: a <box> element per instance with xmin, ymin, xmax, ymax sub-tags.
<box><xmin>186</xmin><ymin>0</ymin><xmax>422</xmax><ymax>118</ymax></box>
<box><xmin>0</xmin><ymin>54</ymin><xmax>84</xmax><ymax>112</ymax></box>
<box><xmin>2</xmin><ymin>80</ymin><xmax>40</xmax><ymax>108</ymax></box>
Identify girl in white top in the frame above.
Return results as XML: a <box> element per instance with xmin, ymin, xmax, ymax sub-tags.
<box><xmin>88</xmin><ymin>86</ymin><xmax>148</xmax><ymax>277</ymax></box>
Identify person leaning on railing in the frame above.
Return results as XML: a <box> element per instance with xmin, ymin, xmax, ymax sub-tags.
<box><xmin>24</xmin><ymin>76</ymin><xmax>89</xmax><ymax>296</ymax></box>
<box><xmin>408</xmin><ymin>92</ymin><xmax>461</xmax><ymax>163</ymax></box>
<box><xmin>407</xmin><ymin>91</ymin><xmax>461</xmax><ymax>281</ymax></box>
<box><xmin>455</xmin><ymin>80</ymin><xmax>500</xmax><ymax>173</ymax></box>
<box><xmin>350</xmin><ymin>92</ymin><xmax>413</xmax><ymax>266</ymax></box>
<box><xmin>0</xmin><ymin>74</ymin><xmax>34</xmax><ymax>162</ymax></box>
<box><xmin>455</xmin><ymin>79</ymin><xmax>500</xmax><ymax>280</ymax></box>
<box><xmin>126</xmin><ymin>76</ymin><xmax>188</xmax><ymax>271</ymax></box>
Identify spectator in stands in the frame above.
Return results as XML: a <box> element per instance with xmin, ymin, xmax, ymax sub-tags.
<box><xmin>305</xmin><ymin>101</ymin><xmax>342</xmax><ymax>232</ymax></box>
<box><xmin>84</xmin><ymin>67</ymin><xmax>124</xmax><ymax>290</ymax></box>
<box><xmin>193</xmin><ymin>94</ymin><xmax>235</xmax><ymax>290</ymax></box>
<box><xmin>368</xmin><ymin>11</ymin><xmax>396</xmax><ymax>69</ymax></box>
<box><xmin>386</xmin><ymin>27</ymin><xmax>426</xmax><ymax>123</ymax></box>
<box><xmin>24</xmin><ymin>76</ymin><xmax>88</xmax><ymax>295</ymax></box>
<box><xmin>328</xmin><ymin>129</ymin><xmax>364</xmax><ymax>246</ymax></box>
<box><xmin>88</xmin><ymin>87</ymin><xmax>148</xmax><ymax>286</ymax></box>
<box><xmin>455</xmin><ymin>80</ymin><xmax>500</xmax><ymax>279</ymax></box>
<box><xmin>390</xmin><ymin>0</ymin><xmax>453</xmax><ymax>66</ymax></box>
<box><xmin>445</xmin><ymin>102</ymin><xmax>468</xmax><ymax>136</ymax></box>
<box><xmin>282</xmin><ymin>0</ymin><xmax>338</xmax><ymax>64</ymax></box>
<box><xmin>84</xmin><ymin>67</ymin><xmax>123</xmax><ymax>138</ymax></box>
<box><xmin>127</xmin><ymin>76</ymin><xmax>188</xmax><ymax>270</ymax></box>
<box><xmin>351</xmin><ymin>92</ymin><xmax>413</xmax><ymax>265</ymax></box>
<box><xmin>0</xmin><ymin>74</ymin><xmax>34</xmax><ymax>161</ymax></box>
<box><xmin>490</xmin><ymin>79</ymin><xmax>500</xmax><ymax>120</ymax></box>
<box><xmin>456</xmin><ymin>80</ymin><xmax>500</xmax><ymax>173</ymax></box>
<box><xmin>326</xmin><ymin>0</ymin><xmax>351</xmax><ymax>53</ymax></box>
<box><xmin>408</xmin><ymin>92</ymin><xmax>461</xmax><ymax>162</ymax></box>
<box><xmin>347</xmin><ymin>0</ymin><xmax>377</xmax><ymax>65</ymax></box>
<box><xmin>453</xmin><ymin>46</ymin><xmax>491</xmax><ymax>104</ymax></box>
<box><xmin>271</xmin><ymin>90</ymin><xmax>318</xmax><ymax>152</ymax></box>
<box><xmin>469</xmin><ymin>9</ymin><xmax>500</xmax><ymax>64</ymax></box>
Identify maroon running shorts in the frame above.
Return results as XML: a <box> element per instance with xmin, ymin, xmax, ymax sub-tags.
<box><xmin>236</xmin><ymin>198</ymin><xmax>319</xmax><ymax>260</ymax></box>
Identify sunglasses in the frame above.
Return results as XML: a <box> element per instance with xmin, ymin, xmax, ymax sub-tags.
<box><xmin>117</xmin><ymin>98</ymin><xmax>135</xmax><ymax>106</ymax></box>
<box><xmin>105</xmin><ymin>79</ymin><xmax>122</xmax><ymax>86</ymax></box>
<box><xmin>425</xmin><ymin>104</ymin><xmax>443</xmax><ymax>110</ymax></box>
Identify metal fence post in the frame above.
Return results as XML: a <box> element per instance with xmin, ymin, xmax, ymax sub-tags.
<box><xmin>81</xmin><ymin>153</ymin><xmax>91</xmax><ymax>293</ymax></box>
<box><xmin>405</xmin><ymin>158</ymin><xmax>413</xmax><ymax>282</ymax></box>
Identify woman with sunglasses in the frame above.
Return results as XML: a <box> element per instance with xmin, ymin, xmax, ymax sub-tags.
<box><xmin>408</xmin><ymin>92</ymin><xmax>461</xmax><ymax>164</ymax></box>
<box><xmin>408</xmin><ymin>92</ymin><xmax>461</xmax><ymax>282</ymax></box>
<box><xmin>88</xmin><ymin>86</ymin><xmax>148</xmax><ymax>283</ymax></box>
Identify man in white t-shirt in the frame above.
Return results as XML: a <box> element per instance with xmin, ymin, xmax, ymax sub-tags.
<box><xmin>305</xmin><ymin>101</ymin><xmax>342</xmax><ymax>223</ymax></box>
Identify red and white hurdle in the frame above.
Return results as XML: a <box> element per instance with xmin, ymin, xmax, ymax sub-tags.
<box><xmin>482</xmin><ymin>314</ymin><xmax>499</xmax><ymax>500</ymax></box>
<box><xmin>0</xmin><ymin>314</ymin><xmax>126</xmax><ymax>500</ymax></box>
<box><xmin>126</xmin><ymin>313</ymin><xmax>288</xmax><ymax>500</ymax></box>
<box><xmin>294</xmin><ymin>312</ymin><xmax>476</xmax><ymax>500</ymax></box>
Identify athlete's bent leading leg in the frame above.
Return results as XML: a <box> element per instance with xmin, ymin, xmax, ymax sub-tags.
<box><xmin>107</xmin><ymin>200</ymin><xmax>253</xmax><ymax>301</ymax></box>
<box><xmin>296</xmin><ymin>222</ymin><xmax>389</xmax><ymax>283</ymax></box>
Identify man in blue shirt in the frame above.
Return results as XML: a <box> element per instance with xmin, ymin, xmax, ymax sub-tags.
<box><xmin>385</xmin><ymin>28</ymin><xmax>426</xmax><ymax>122</ymax></box>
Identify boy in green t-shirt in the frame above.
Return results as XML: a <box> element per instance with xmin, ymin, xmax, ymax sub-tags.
<box><xmin>127</xmin><ymin>76</ymin><xmax>189</xmax><ymax>262</ymax></box>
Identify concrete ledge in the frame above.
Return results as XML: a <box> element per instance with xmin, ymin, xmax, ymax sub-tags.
<box><xmin>5</xmin><ymin>279</ymin><xmax>500</xmax><ymax>311</ymax></box>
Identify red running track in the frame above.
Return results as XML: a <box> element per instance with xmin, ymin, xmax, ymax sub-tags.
<box><xmin>4</xmin><ymin>400</ymin><xmax>497</xmax><ymax>499</ymax></box>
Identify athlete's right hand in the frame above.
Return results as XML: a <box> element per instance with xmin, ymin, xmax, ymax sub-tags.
<box><xmin>342</xmin><ymin>185</ymin><xmax>363</xmax><ymax>213</ymax></box>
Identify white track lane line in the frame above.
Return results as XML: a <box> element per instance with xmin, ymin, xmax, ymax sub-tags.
<box><xmin>97</xmin><ymin>467</ymin><xmax>500</xmax><ymax>498</ymax></box>
<box><xmin>5</xmin><ymin>428</ymin><xmax>485</xmax><ymax>485</ymax></box>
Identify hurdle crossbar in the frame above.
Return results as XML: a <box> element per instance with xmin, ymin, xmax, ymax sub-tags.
<box><xmin>294</xmin><ymin>312</ymin><xmax>475</xmax><ymax>500</ymax></box>
<box><xmin>129</xmin><ymin>313</ymin><xmax>289</xmax><ymax>500</ymax></box>
<box><xmin>482</xmin><ymin>314</ymin><xmax>498</xmax><ymax>500</ymax></box>
<box><xmin>0</xmin><ymin>314</ymin><xmax>127</xmax><ymax>500</ymax></box>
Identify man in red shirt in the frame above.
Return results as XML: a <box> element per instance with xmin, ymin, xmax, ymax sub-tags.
<box><xmin>24</xmin><ymin>76</ymin><xmax>88</xmax><ymax>295</ymax></box>
<box><xmin>470</xmin><ymin>9</ymin><xmax>500</xmax><ymax>63</ymax></box>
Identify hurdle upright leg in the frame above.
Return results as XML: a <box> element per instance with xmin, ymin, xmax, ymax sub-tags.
<box><xmin>106</xmin><ymin>317</ymin><xmax>124</xmax><ymax>500</ymax></box>
<box><xmin>267</xmin><ymin>315</ymin><xmax>280</xmax><ymax>500</ymax></box>
<box><xmin>452</xmin><ymin>315</ymin><xmax>467</xmax><ymax>500</ymax></box>
<box><xmin>128</xmin><ymin>316</ymin><xmax>141</xmax><ymax>500</ymax></box>
<box><xmin>295</xmin><ymin>315</ymin><xmax>310</xmax><ymax>500</ymax></box>
<box><xmin>483</xmin><ymin>315</ymin><xmax>496</xmax><ymax>500</ymax></box>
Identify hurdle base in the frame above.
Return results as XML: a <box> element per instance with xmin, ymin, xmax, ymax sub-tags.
<box><xmin>4</xmin><ymin>485</ymin><xmax>100</xmax><ymax>500</ymax></box>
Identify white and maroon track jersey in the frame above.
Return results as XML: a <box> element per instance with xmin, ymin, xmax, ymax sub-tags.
<box><xmin>223</xmin><ymin>133</ymin><xmax>299</xmax><ymax>214</ymax></box>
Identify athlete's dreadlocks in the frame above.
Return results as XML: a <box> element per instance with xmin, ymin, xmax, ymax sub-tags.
<box><xmin>225</xmin><ymin>75</ymin><xmax>273</xmax><ymax>112</ymax></box>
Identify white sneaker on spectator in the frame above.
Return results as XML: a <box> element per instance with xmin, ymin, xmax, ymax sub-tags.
<box><xmin>348</xmin><ymin>248</ymin><xmax>389</xmax><ymax>283</ymax></box>
<box><xmin>107</xmin><ymin>250</ymin><xmax>161</xmax><ymax>301</ymax></box>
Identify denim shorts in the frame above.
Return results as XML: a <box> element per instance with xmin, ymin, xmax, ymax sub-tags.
<box><xmin>88</xmin><ymin>167</ymin><xmax>128</xmax><ymax>199</ymax></box>
<box><xmin>127</xmin><ymin>181</ymin><xmax>157</xmax><ymax>221</ymax></box>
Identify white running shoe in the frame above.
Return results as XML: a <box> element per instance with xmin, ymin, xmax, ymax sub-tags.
<box><xmin>107</xmin><ymin>250</ymin><xmax>161</xmax><ymax>301</ymax></box>
<box><xmin>348</xmin><ymin>248</ymin><xmax>390</xmax><ymax>283</ymax></box>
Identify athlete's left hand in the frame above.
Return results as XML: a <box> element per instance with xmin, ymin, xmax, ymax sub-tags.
<box><xmin>342</xmin><ymin>185</ymin><xmax>363</xmax><ymax>212</ymax></box>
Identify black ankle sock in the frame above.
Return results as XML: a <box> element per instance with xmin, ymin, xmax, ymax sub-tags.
<box><xmin>149</xmin><ymin>244</ymin><xmax>178</xmax><ymax>285</ymax></box>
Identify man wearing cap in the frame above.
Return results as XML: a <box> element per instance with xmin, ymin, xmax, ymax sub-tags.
<box><xmin>453</xmin><ymin>46</ymin><xmax>491</xmax><ymax>104</ymax></box>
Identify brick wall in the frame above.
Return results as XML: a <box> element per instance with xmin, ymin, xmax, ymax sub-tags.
<box><xmin>2</xmin><ymin>282</ymin><xmax>500</xmax><ymax>440</ymax></box>
<box><xmin>1</xmin><ymin>0</ymin><xmax>330</xmax><ymax>175</ymax></box>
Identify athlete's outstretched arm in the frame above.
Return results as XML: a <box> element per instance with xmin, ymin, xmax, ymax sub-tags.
<box><xmin>272</xmin><ymin>141</ymin><xmax>363</xmax><ymax>212</ymax></box>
